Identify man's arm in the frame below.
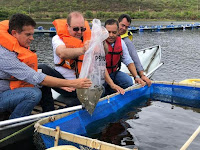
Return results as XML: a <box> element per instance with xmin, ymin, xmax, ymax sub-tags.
<box><xmin>52</xmin><ymin>35</ymin><xmax>90</xmax><ymax>60</ymax></box>
<box><xmin>56</xmin><ymin>39</ymin><xmax>90</xmax><ymax>60</ymax></box>
<box><xmin>103</xmin><ymin>41</ymin><xmax>108</xmax><ymax>54</ymax></box>
<box><xmin>105</xmin><ymin>69</ymin><xmax>125</xmax><ymax>95</ymax></box>
<box><xmin>138</xmin><ymin>70</ymin><xmax>152</xmax><ymax>87</ymax></box>
<box><xmin>121</xmin><ymin>40</ymin><xmax>145</xmax><ymax>86</ymax></box>
<box><xmin>121</xmin><ymin>39</ymin><xmax>139</xmax><ymax>79</ymax></box>
<box><xmin>123</xmin><ymin>38</ymin><xmax>151</xmax><ymax>86</ymax></box>
<box><xmin>0</xmin><ymin>46</ymin><xmax>92</xmax><ymax>90</ymax></box>
<box><xmin>56</xmin><ymin>45</ymin><xmax>85</xmax><ymax>59</ymax></box>
<box><xmin>123</xmin><ymin>37</ymin><xmax>144</xmax><ymax>72</ymax></box>
<box><xmin>40</xmin><ymin>75</ymin><xmax>92</xmax><ymax>89</ymax></box>
<box><xmin>127</xmin><ymin>63</ymin><xmax>145</xmax><ymax>86</ymax></box>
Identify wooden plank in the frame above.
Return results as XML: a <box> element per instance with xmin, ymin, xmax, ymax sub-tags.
<box><xmin>34</xmin><ymin>106</ymin><xmax>43</xmax><ymax>111</ymax></box>
<box><xmin>54</xmin><ymin>101</ymin><xmax>66</xmax><ymax>107</ymax></box>
<box><xmin>31</xmin><ymin>110</ymin><xmax>40</xmax><ymax>115</ymax></box>
<box><xmin>54</xmin><ymin>105</ymin><xmax>59</xmax><ymax>110</ymax></box>
<box><xmin>31</xmin><ymin>100</ymin><xmax>66</xmax><ymax>115</ymax></box>
<box><xmin>54</xmin><ymin>126</ymin><xmax>60</xmax><ymax>146</ymax></box>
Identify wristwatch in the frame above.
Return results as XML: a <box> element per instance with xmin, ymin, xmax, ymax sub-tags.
<box><xmin>134</xmin><ymin>75</ymin><xmax>140</xmax><ymax>79</ymax></box>
<box><xmin>140</xmin><ymin>72</ymin><xmax>146</xmax><ymax>77</ymax></box>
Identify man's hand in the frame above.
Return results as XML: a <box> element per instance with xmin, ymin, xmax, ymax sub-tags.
<box><xmin>83</xmin><ymin>40</ymin><xmax>90</xmax><ymax>53</ymax></box>
<box><xmin>141</xmin><ymin>75</ymin><xmax>152</xmax><ymax>87</ymax></box>
<box><xmin>60</xmin><ymin>87</ymin><xmax>76</xmax><ymax>92</ymax></box>
<box><xmin>135</xmin><ymin>77</ymin><xmax>146</xmax><ymax>87</ymax></box>
<box><xmin>103</xmin><ymin>41</ymin><xmax>108</xmax><ymax>54</ymax></box>
<box><xmin>73</xmin><ymin>78</ymin><xmax>92</xmax><ymax>89</ymax></box>
<box><xmin>110</xmin><ymin>83</ymin><xmax>125</xmax><ymax>95</ymax></box>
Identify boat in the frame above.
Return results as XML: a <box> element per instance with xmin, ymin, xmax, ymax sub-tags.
<box><xmin>0</xmin><ymin>45</ymin><xmax>163</xmax><ymax>149</ymax></box>
<box><xmin>120</xmin><ymin>45</ymin><xmax>163</xmax><ymax>79</ymax></box>
<box><xmin>34</xmin><ymin>81</ymin><xmax>200</xmax><ymax>150</ymax></box>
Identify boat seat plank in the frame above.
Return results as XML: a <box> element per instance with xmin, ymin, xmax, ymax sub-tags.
<box><xmin>34</xmin><ymin>106</ymin><xmax>43</xmax><ymax>111</ymax></box>
<box><xmin>54</xmin><ymin>101</ymin><xmax>66</xmax><ymax>107</ymax></box>
<box><xmin>31</xmin><ymin>100</ymin><xmax>67</xmax><ymax>115</ymax></box>
<box><xmin>31</xmin><ymin>110</ymin><xmax>40</xmax><ymax>115</ymax></box>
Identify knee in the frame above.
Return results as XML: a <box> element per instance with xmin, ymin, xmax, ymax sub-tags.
<box><xmin>126</xmin><ymin>78</ymin><xmax>133</xmax><ymax>87</ymax></box>
<box><xmin>121</xmin><ymin>78</ymin><xmax>133</xmax><ymax>88</ymax></box>
<box><xmin>31</xmin><ymin>88</ymin><xmax>42</xmax><ymax>104</ymax></box>
<box><xmin>125</xmin><ymin>75</ymin><xmax>133</xmax><ymax>86</ymax></box>
<box><xmin>127</xmin><ymin>81</ymin><xmax>133</xmax><ymax>87</ymax></box>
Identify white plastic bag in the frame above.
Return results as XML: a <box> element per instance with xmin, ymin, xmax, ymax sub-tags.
<box><xmin>76</xmin><ymin>19</ymin><xmax>108</xmax><ymax>114</ymax></box>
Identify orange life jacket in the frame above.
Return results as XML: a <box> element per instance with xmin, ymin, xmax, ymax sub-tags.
<box><xmin>52</xmin><ymin>19</ymin><xmax>91</xmax><ymax>78</ymax></box>
<box><xmin>106</xmin><ymin>37</ymin><xmax>123</xmax><ymax>74</ymax></box>
<box><xmin>0</xmin><ymin>20</ymin><xmax>38</xmax><ymax>90</ymax></box>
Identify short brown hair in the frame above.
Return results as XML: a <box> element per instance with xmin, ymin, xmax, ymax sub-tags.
<box><xmin>104</xmin><ymin>19</ymin><xmax>119</xmax><ymax>28</ymax></box>
<box><xmin>8</xmin><ymin>13</ymin><xmax>36</xmax><ymax>34</ymax></box>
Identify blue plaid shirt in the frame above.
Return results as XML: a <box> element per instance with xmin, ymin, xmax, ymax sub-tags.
<box><xmin>0</xmin><ymin>45</ymin><xmax>46</xmax><ymax>93</ymax></box>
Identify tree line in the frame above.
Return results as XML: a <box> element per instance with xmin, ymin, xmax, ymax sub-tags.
<box><xmin>0</xmin><ymin>0</ymin><xmax>200</xmax><ymax>20</ymax></box>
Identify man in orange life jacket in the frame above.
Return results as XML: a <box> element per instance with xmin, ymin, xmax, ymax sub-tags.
<box><xmin>39</xmin><ymin>11</ymin><xmax>124</xmax><ymax>111</ymax></box>
<box><xmin>104</xmin><ymin>19</ymin><xmax>146</xmax><ymax>96</ymax></box>
<box><xmin>0</xmin><ymin>13</ymin><xmax>92</xmax><ymax>119</ymax></box>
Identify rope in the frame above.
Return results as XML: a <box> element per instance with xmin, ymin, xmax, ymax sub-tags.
<box><xmin>0</xmin><ymin>121</ymin><xmax>35</xmax><ymax>143</ymax></box>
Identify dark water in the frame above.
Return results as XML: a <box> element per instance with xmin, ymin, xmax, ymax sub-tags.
<box><xmin>126</xmin><ymin>100</ymin><xmax>200</xmax><ymax>150</ymax></box>
<box><xmin>86</xmin><ymin>96</ymin><xmax>200</xmax><ymax>150</ymax></box>
<box><xmin>32</xmin><ymin>27</ymin><xmax>200</xmax><ymax>82</ymax></box>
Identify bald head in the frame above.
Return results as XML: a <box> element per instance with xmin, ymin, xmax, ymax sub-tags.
<box><xmin>67</xmin><ymin>11</ymin><xmax>84</xmax><ymax>26</ymax></box>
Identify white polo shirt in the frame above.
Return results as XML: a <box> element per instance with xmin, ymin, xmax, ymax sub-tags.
<box><xmin>52</xmin><ymin>35</ymin><xmax>76</xmax><ymax>80</ymax></box>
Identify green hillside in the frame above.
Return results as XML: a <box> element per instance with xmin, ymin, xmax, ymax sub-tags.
<box><xmin>0</xmin><ymin>0</ymin><xmax>200</xmax><ymax>20</ymax></box>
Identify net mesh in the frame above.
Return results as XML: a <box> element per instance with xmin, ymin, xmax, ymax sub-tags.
<box><xmin>151</xmin><ymin>83</ymin><xmax>200</xmax><ymax>107</ymax></box>
<box><xmin>34</xmin><ymin>82</ymin><xmax>200</xmax><ymax>149</ymax></box>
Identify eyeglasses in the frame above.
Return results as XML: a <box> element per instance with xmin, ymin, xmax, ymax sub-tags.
<box><xmin>71</xmin><ymin>27</ymin><xmax>86</xmax><ymax>32</ymax></box>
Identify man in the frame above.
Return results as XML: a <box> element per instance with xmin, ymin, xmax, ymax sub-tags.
<box><xmin>118</xmin><ymin>14</ymin><xmax>152</xmax><ymax>86</ymax></box>
<box><xmin>0</xmin><ymin>13</ymin><xmax>92</xmax><ymax>119</ymax></box>
<box><xmin>104</xmin><ymin>19</ymin><xmax>145</xmax><ymax>96</ymax></box>
<box><xmin>39</xmin><ymin>11</ymin><xmax>124</xmax><ymax>109</ymax></box>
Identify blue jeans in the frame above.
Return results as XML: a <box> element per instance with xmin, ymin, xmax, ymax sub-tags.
<box><xmin>103</xmin><ymin>71</ymin><xmax>133</xmax><ymax>96</ymax></box>
<box><xmin>38</xmin><ymin>64</ymin><xmax>81</xmax><ymax>112</ymax></box>
<box><xmin>0</xmin><ymin>87</ymin><xmax>41</xmax><ymax>119</ymax></box>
